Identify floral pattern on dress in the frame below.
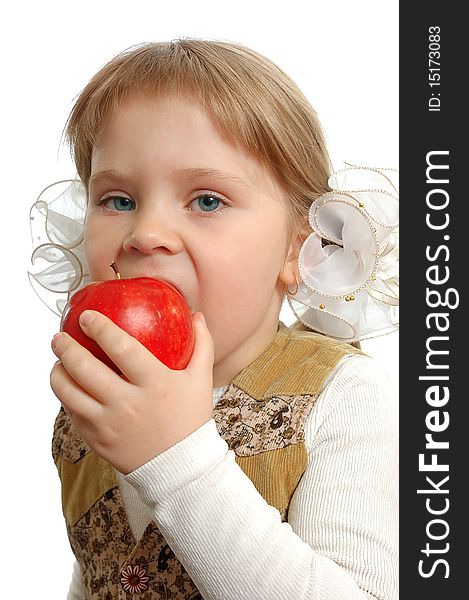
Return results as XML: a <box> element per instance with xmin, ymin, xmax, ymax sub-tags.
<box><xmin>66</xmin><ymin>484</ymin><xmax>202</xmax><ymax>598</ymax></box>
<box><xmin>213</xmin><ymin>384</ymin><xmax>316</xmax><ymax>455</ymax></box>
<box><xmin>52</xmin><ymin>407</ymin><xmax>91</xmax><ymax>463</ymax></box>
<box><xmin>121</xmin><ymin>565</ymin><xmax>150</xmax><ymax>593</ymax></box>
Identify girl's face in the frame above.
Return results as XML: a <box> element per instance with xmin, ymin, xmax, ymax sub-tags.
<box><xmin>85</xmin><ymin>94</ymin><xmax>299</xmax><ymax>385</ymax></box>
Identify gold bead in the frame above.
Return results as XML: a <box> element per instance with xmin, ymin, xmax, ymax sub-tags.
<box><xmin>358</xmin><ymin>202</ymin><xmax>365</xmax><ymax>208</ymax></box>
<box><xmin>319</xmin><ymin>304</ymin><xmax>325</xmax><ymax>310</ymax></box>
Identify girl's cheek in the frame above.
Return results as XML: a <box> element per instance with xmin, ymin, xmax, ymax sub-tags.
<box><xmin>84</xmin><ymin>233</ymin><xmax>111</xmax><ymax>280</ymax></box>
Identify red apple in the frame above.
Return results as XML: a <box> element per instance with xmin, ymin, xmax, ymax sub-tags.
<box><xmin>60</xmin><ymin>274</ymin><xmax>194</xmax><ymax>371</ymax></box>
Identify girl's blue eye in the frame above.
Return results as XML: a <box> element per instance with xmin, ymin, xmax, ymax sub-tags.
<box><xmin>190</xmin><ymin>194</ymin><xmax>224</xmax><ymax>212</ymax></box>
<box><xmin>103</xmin><ymin>196</ymin><xmax>135</xmax><ymax>211</ymax></box>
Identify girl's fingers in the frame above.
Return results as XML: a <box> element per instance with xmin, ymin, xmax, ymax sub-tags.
<box><xmin>50</xmin><ymin>360</ymin><xmax>103</xmax><ymax>422</ymax></box>
<box><xmin>52</xmin><ymin>331</ymin><xmax>129</xmax><ymax>402</ymax></box>
<box><xmin>186</xmin><ymin>312</ymin><xmax>215</xmax><ymax>376</ymax></box>
<box><xmin>77</xmin><ymin>310</ymin><xmax>165</xmax><ymax>384</ymax></box>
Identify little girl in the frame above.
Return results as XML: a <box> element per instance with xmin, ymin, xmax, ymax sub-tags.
<box><xmin>32</xmin><ymin>39</ymin><xmax>399</xmax><ymax>599</ymax></box>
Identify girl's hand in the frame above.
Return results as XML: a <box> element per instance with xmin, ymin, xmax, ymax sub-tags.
<box><xmin>50</xmin><ymin>310</ymin><xmax>214</xmax><ymax>474</ymax></box>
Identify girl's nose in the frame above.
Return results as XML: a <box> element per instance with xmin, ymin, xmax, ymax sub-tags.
<box><xmin>122</xmin><ymin>213</ymin><xmax>184</xmax><ymax>256</ymax></box>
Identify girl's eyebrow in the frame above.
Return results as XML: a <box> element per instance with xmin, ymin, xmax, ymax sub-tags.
<box><xmin>172</xmin><ymin>167</ymin><xmax>250</xmax><ymax>189</ymax></box>
<box><xmin>89</xmin><ymin>169</ymin><xmax>131</xmax><ymax>186</ymax></box>
<box><xmin>89</xmin><ymin>168</ymin><xmax>250</xmax><ymax>190</ymax></box>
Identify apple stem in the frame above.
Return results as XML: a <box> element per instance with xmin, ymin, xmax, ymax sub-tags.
<box><xmin>110</xmin><ymin>262</ymin><xmax>121</xmax><ymax>280</ymax></box>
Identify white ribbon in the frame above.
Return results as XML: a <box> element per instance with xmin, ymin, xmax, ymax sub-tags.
<box><xmin>288</xmin><ymin>164</ymin><xmax>399</xmax><ymax>342</ymax></box>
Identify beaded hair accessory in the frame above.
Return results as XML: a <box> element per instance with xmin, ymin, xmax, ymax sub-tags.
<box><xmin>29</xmin><ymin>164</ymin><xmax>399</xmax><ymax>342</ymax></box>
<box><xmin>287</xmin><ymin>163</ymin><xmax>399</xmax><ymax>342</ymax></box>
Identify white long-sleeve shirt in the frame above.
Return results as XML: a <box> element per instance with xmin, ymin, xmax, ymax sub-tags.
<box><xmin>67</xmin><ymin>353</ymin><xmax>398</xmax><ymax>599</ymax></box>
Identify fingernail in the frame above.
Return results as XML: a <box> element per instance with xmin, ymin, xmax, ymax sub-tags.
<box><xmin>79</xmin><ymin>310</ymin><xmax>95</xmax><ymax>328</ymax></box>
<box><xmin>51</xmin><ymin>332</ymin><xmax>64</xmax><ymax>352</ymax></box>
<box><xmin>197</xmin><ymin>312</ymin><xmax>206</xmax><ymax>325</ymax></box>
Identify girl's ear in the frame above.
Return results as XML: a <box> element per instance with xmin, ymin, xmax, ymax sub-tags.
<box><xmin>279</xmin><ymin>225</ymin><xmax>308</xmax><ymax>287</ymax></box>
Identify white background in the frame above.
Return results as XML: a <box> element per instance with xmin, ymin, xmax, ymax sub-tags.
<box><xmin>1</xmin><ymin>1</ymin><xmax>398</xmax><ymax>596</ymax></box>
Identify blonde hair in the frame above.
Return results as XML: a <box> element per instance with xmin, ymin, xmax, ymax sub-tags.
<box><xmin>64</xmin><ymin>38</ymin><xmax>332</xmax><ymax>235</ymax></box>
